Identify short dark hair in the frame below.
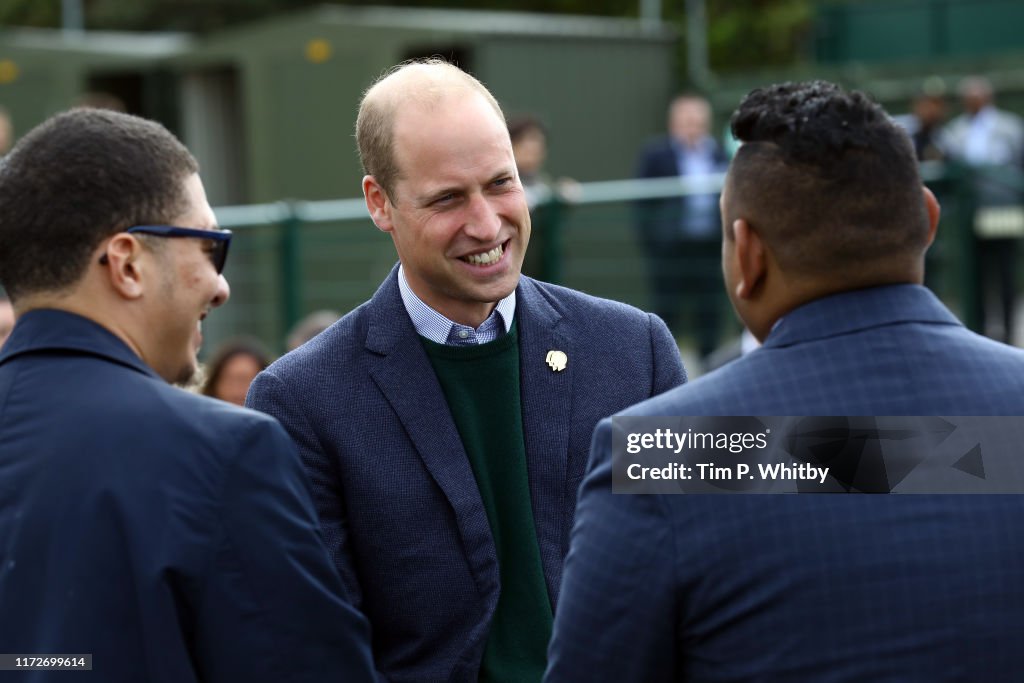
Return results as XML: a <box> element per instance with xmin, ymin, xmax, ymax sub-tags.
<box><xmin>0</xmin><ymin>108</ymin><xmax>198</xmax><ymax>301</ymax></box>
<box><xmin>726</xmin><ymin>81</ymin><xmax>929</xmax><ymax>277</ymax></box>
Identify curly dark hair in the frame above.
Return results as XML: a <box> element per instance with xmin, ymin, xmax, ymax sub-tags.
<box><xmin>0</xmin><ymin>108</ymin><xmax>198</xmax><ymax>301</ymax></box>
<box><xmin>725</xmin><ymin>81</ymin><xmax>929</xmax><ymax>277</ymax></box>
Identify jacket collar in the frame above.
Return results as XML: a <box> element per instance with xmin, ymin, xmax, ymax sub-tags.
<box><xmin>764</xmin><ymin>284</ymin><xmax>961</xmax><ymax>349</ymax></box>
<box><xmin>364</xmin><ymin>264</ymin><xmax>419</xmax><ymax>355</ymax></box>
<box><xmin>0</xmin><ymin>308</ymin><xmax>160</xmax><ymax>380</ymax></box>
<box><xmin>364</xmin><ymin>263</ymin><xmax>563</xmax><ymax>354</ymax></box>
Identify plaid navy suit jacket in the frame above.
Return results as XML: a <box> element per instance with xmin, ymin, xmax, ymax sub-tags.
<box><xmin>547</xmin><ymin>284</ymin><xmax>1024</xmax><ymax>683</ymax></box>
<box><xmin>247</xmin><ymin>265</ymin><xmax>686</xmax><ymax>682</ymax></box>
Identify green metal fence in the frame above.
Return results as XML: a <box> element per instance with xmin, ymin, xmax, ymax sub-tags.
<box><xmin>206</xmin><ymin>166</ymin><xmax>1013</xmax><ymax>359</ymax></box>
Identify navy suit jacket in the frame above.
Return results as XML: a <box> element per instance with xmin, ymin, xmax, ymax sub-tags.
<box><xmin>547</xmin><ymin>285</ymin><xmax>1024</xmax><ymax>682</ymax></box>
<box><xmin>0</xmin><ymin>310</ymin><xmax>374</xmax><ymax>683</ymax></box>
<box><xmin>634</xmin><ymin>136</ymin><xmax>729</xmax><ymax>243</ymax></box>
<box><xmin>247</xmin><ymin>266</ymin><xmax>686</xmax><ymax>682</ymax></box>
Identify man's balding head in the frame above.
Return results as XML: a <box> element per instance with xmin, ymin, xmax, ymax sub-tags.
<box><xmin>356</xmin><ymin>59</ymin><xmax>505</xmax><ymax>200</ymax></box>
<box><xmin>356</xmin><ymin>58</ymin><xmax>529</xmax><ymax>329</ymax></box>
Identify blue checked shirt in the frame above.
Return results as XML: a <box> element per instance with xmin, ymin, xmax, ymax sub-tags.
<box><xmin>398</xmin><ymin>265</ymin><xmax>516</xmax><ymax>346</ymax></box>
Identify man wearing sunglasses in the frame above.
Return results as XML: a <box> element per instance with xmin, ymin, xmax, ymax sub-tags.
<box><xmin>0</xmin><ymin>108</ymin><xmax>373</xmax><ymax>682</ymax></box>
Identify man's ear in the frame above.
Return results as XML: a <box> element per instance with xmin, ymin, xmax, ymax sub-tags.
<box><xmin>922</xmin><ymin>185</ymin><xmax>940</xmax><ymax>248</ymax></box>
<box><xmin>101</xmin><ymin>234</ymin><xmax>146</xmax><ymax>299</ymax></box>
<box><xmin>732</xmin><ymin>218</ymin><xmax>766</xmax><ymax>301</ymax></box>
<box><xmin>363</xmin><ymin>175</ymin><xmax>394</xmax><ymax>233</ymax></box>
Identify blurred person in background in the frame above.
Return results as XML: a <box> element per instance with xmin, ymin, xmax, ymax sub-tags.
<box><xmin>0</xmin><ymin>108</ymin><xmax>373</xmax><ymax>682</ymax></box>
<box><xmin>285</xmin><ymin>308</ymin><xmax>340</xmax><ymax>352</ymax></box>
<box><xmin>202</xmin><ymin>336</ymin><xmax>271</xmax><ymax>405</ymax></box>
<box><xmin>248</xmin><ymin>58</ymin><xmax>686</xmax><ymax>682</ymax></box>
<box><xmin>894</xmin><ymin>78</ymin><xmax>949</xmax><ymax>294</ymax></box>
<box><xmin>701</xmin><ymin>326</ymin><xmax>759</xmax><ymax>372</ymax></box>
<box><xmin>894</xmin><ymin>77</ymin><xmax>948</xmax><ymax>162</ymax></box>
<box><xmin>940</xmin><ymin>75</ymin><xmax>1024</xmax><ymax>344</ymax></box>
<box><xmin>0</xmin><ymin>106</ymin><xmax>12</xmax><ymax>155</ymax></box>
<box><xmin>0</xmin><ymin>290</ymin><xmax>13</xmax><ymax>348</ymax></box>
<box><xmin>509</xmin><ymin>114</ymin><xmax>578</xmax><ymax>283</ymax></box>
<box><xmin>76</xmin><ymin>91</ymin><xmax>128</xmax><ymax>112</ymax></box>
<box><xmin>634</xmin><ymin>94</ymin><xmax>730</xmax><ymax>361</ymax></box>
<box><xmin>546</xmin><ymin>80</ymin><xmax>1024</xmax><ymax>683</ymax></box>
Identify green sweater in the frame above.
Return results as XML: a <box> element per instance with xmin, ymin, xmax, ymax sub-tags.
<box><xmin>422</xmin><ymin>324</ymin><xmax>552</xmax><ymax>683</ymax></box>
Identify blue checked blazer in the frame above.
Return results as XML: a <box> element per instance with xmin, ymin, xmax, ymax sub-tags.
<box><xmin>546</xmin><ymin>284</ymin><xmax>1024</xmax><ymax>683</ymax></box>
<box><xmin>0</xmin><ymin>310</ymin><xmax>374</xmax><ymax>683</ymax></box>
<box><xmin>246</xmin><ymin>265</ymin><xmax>686</xmax><ymax>682</ymax></box>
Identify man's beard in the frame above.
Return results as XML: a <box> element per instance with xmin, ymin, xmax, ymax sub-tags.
<box><xmin>173</xmin><ymin>358</ymin><xmax>203</xmax><ymax>392</ymax></box>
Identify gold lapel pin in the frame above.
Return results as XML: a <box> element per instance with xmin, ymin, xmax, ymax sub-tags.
<box><xmin>546</xmin><ymin>350</ymin><xmax>568</xmax><ymax>372</ymax></box>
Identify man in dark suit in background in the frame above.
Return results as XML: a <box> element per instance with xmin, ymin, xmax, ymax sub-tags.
<box><xmin>940</xmin><ymin>75</ymin><xmax>1024</xmax><ymax>343</ymax></box>
<box><xmin>0</xmin><ymin>109</ymin><xmax>373</xmax><ymax>682</ymax></box>
<box><xmin>546</xmin><ymin>81</ymin><xmax>1024</xmax><ymax>682</ymax></box>
<box><xmin>247</xmin><ymin>59</ymin><xmax>686</xmax><ymax>682</ymax></box>
<box><xmin>634</xmin><ymin>94</ymin><xmax>730</xmax><ymax>360</ymax></box>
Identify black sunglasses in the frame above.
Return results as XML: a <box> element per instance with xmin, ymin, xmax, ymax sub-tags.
<box><xmin>124</xmin><ymin>225</ymin><xmax>232</xmax><ymax>274</ymax></box>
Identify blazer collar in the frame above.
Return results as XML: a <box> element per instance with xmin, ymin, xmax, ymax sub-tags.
<box><xmin>363</xmin><ymin>266</ymin><xmax>570</xmax><ymax>606</ymax></box>
<box><xmin>764</xmin><ymin>284</ymin><xmax>962</xmax><ymax>349</ymax></box>
<box><xmin>0</xmin><ymin>308</ymin><xmax>160</xmax><ymax>380</ymax></box>
<box><xmin>365</xmin><ymin>263</ymin><xmax>419</xmax><ymax>356</ymax></box>
<box><xmin>514</xmin><ymin>275</ymin><xmax>563</xmax><ymax>332</ymax></box>
<box><xmin>363</xmin><ymin>265</ymin><xmax>500</xmax><ymax>610</ymax></box>
<box><xmin>364</xmin><ymin>265</ymin><xmax>564</xmax><ymax>352</ymax></box>
<box><xmin>512</xmin><ymin>276</ymin><xmax>571</xmax><ymax>605</ymax></box>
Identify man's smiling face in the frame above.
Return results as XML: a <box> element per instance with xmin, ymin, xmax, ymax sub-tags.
<box><xmin>373</xmin><ymin>91</ymin><xmax>531</xmax><ymax>328</ymax></box>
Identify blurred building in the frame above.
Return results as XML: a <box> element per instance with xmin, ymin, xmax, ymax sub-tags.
<box><xmin>0</xmin><ymin>6</ymin><xmax>677</xmax><ymax>205</ymax></box>
<box><xmin>3</xmin><ymin>0</ymin><xmax>1023</xmax><ymax>352</ymax></box>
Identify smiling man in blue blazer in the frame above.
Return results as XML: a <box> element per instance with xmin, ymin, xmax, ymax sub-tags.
<box><xmin>545</xmin><ymin>81</ymin><xmax>1024</xmax><ymax>683</ymax></box>
<box><xmin>247</xmin><ymin>59</ymin><xmax>686</xmax><ymax>682</ymax></box>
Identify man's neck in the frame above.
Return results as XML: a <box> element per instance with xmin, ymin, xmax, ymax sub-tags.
<box><xmin>19</xmin><ymin>289</ymin><xmax>148</xmax><ymax>370</ymax></box>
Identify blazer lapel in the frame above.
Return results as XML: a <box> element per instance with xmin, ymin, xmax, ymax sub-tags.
<box><xmin>364</xmin><ymin>268</ymin><xmax>499</xmax><ymax>600</ymax></box>
<box><xmin>516</xmin><ymin>278</ymin><xmax>573</xmax><ymax>603</ymax></box>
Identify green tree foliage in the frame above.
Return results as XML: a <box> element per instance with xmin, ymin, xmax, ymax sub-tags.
<box><xmin>0</xmin><ymin>0</ymin><xmax>62</xmax><ymax>28</ymax></box>
<box><xmin>702</xmin><ymin>0</ymin><xmax>814</xmax><ymax>71</ymax></box>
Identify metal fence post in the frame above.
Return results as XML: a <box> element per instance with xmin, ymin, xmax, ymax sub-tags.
<box><xmin>950</xmin><ymin>162</ymin><xmax>981</xmax><ymax>332</ymax></box>
<box><xmin>280</xmin><ymin>201</ymin><xmax>304</xmax><ymax>342</ymax></box>
<box><xmin>539</xmin><ymin>196</ymin><xmax>566</xmax><ymax>285</ymax></box>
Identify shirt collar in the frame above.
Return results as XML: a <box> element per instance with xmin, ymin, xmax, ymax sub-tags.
<box><xmin>671</xmin><ymin>135</ymin><xmax>714</xmax><ymax>156</ymax></box>
<box><xmin>971</xmin><ymin>105</ymin><xmax>997</xmax><ymax>124</ymax></box>
<box><xmin>398</xmin><ymin>264</ymin><xmax>516</xmax><ymax>345</ymax></box>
